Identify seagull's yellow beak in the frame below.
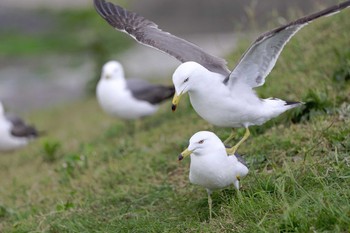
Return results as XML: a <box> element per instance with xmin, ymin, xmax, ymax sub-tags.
<box><xmin>171</xmin><ymin>92</ymin><xmax>183</xmax><ymax>112</ymax></box>
<box><xmin>178</xmin><ymin>148</ymin><xmax>193</xmax><ymax>161</ymax></box>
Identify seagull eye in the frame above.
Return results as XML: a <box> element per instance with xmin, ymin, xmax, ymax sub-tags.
<box><xmin>198</xmin><ymin>140</ymin><xmax>204</xmax><ymax>144</ymax></box>
<box><xmin>183</xmin><ymin>77</ymin><xmax>189</xmax><ymax>83</ymax></box>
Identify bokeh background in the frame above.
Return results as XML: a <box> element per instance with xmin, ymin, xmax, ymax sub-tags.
<box><xmin>0</xmin><ymin>0</ymin><xmax>336</xmax><ymax>113</ymax></box>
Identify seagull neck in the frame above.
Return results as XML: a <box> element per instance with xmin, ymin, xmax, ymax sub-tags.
<box><xmin>113</xmin><ymin>78</ymin><xmax>127</xmax><ymax>89</ymax></box>
<box><xmin>190</xmin><ymin>73</ymin><xmax>222</xmax><ymax>93</ymax></box>
<box><xmin>193</xmin><ymin>145</ymin><xmax>226</xmax><ymax>158</ymax></box>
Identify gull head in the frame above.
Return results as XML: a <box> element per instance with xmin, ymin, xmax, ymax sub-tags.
<box><xmin>179</xmin><ymin>131</ymin><xmax>223</xmax><ymax>161</ymax></box>
<box><xmin>171</xmin><ymin>61</ymin><xmax>207</xmax><ymax>111</ymax></box>
<box><xmin>101</xmin><ymin>60</ymin><xmax>125</xmax><ymax>81</ymax></box>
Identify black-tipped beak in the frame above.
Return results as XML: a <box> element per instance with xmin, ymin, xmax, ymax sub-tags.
<box><xmin>172</xmin><ymin>104</ymin><xmax>177</xmax><ymax>112</ymax></box>
<box><xmin>171</xmin><ymin>92</ymin><xmax>182</xmax><ymax>112</ymax></box>
<box><xmin>178</xmin><ymin>148</ymin><xmax>192</xmax><ymax>161</ymax></box>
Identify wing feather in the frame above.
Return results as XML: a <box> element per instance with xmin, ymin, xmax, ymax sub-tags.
<box><xmin>5</xmin><ymin>114</ymin><xmax>38</xmax><ymax>138</ymax></box>
<box><xmin>228</xmin><ymin>1</ymin><xmax>350</xmax><ymax>88</ymax></box>
<box><xmin>126</xmin><ymin>79</ymin><xmax>175</xmax><ymax>105</ymax></box>
<box><xmin>94</xmin><ymin>0</ymin><xmax>230</xmax><ymax>76</ymax></box>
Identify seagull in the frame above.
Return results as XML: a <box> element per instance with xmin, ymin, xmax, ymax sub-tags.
<box><xmin>179</xmin><ymin>131</ymin><xmax>249</xmax><ymax>220</ymax></box>
<box><xmin>96</xmin><ymin>60</ymin><xmax>175</xmax><ymax>120</ymax></box>
<box><xmin>0</xmin><ymin>101</ymin><xmax>39</xmax><ymax>152</ymax></box>
<box><xmin>94</xmin><ymin>0</ymin><xmax>350</xmax><ymax>153</ymax></box>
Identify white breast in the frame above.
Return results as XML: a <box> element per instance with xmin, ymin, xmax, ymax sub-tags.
<box><xmin>0</xmin><ymin>119</ymin><xmax>28</xmax><ymax>151</ymax></box>
<box><xmin>96</xmin><ymin>79</ymin><xmax>158</xmax><ymax>120</ymax></box>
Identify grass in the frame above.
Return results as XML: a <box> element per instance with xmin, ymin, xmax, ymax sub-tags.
<box><xmin>1</xmin><ymin>7</ymin><xmax>350</xmax><ymax>233</ymax></box>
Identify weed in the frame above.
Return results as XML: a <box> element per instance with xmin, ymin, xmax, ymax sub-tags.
<box><xmin>290</xmin><ymin>89</ymin><xmax>333</xmax><ymax>123</ymax></box>
<box><xmin>42</xmin><ymin>140</ymin><xmax>61</xmax><ymax>163</ymax></box>
<box><xmin>333</xmin><ymin>48</ymin><xmax>350</xmax><ymax>84</ymax></box>
<box><xmin>57</xmin><ymin>153</ymin><xmax>88</xmax><ymax>182</ymax></box>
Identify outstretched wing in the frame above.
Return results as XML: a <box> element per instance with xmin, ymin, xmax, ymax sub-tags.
<box><xmin>227</xmin><ymin>1</ymin><xmax>350</xmax><ymax>88</ymax></box>
<box><xmin>94</xmin><ymin>0</ymin><xmax>230</xmax><ymax>76</ymax></box>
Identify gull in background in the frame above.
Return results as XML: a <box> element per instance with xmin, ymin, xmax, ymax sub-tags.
<box><xmin>94</xmin><ymin>0</ymin><xmax>350</xmax><ymax>153</ymax></box>
<box><xmin>0</xmin><ymin>101</ymin><xmax>39</xmax><ymax>152</ymax></box>
<box><xmin>179</xmin><ymin>131</ymin><xmax>249</xmax><ymax>220</ymax></box>
<box><xmin>96</xmin><ymin>60</ymin><xmax>175</xmax><ymax>120</ymax></box>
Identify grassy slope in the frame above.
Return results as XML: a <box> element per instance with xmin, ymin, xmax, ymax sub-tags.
<box><xmin>0</xmin><ymin>9</ymin><xmax>350</xmax><ymax>233</ymax></box>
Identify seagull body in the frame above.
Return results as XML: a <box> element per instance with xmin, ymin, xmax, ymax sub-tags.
<box><xmin>96</xmin><ymin>61</ymin><xmax>175</xmax><ymax>120</ymax></box>
<box><xmin>179</xmin><ymin>131</ymin><xmax>249</xmax><ymax>219</ymax></box>
<box><xmin>0</xmin><ymin>102</ymin><xmax>39</xmax><ymax>151</ymax></box>
<box><xmin>174</xmin><ymin>62</ymin><xmax>300</xmax><ymax>129</ymax></box>
<box><xmin>94</xmin><ymin>0</ymin><xmax>350</xmax><ymax>152</ymax></box>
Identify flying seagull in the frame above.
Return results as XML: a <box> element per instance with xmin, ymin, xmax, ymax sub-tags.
<box><xmin>94</xmin><ymin>0</ymin><xmax>350</xmax><ymax>154</ymax></box>
<box><xmin>179</xmin><ymin>131</ymin><xmax>249</xmax><ymax>220</ymax></box>
<box><xmin>96</xmin><ymin>60</ymin><xmax>175</xmax><ymax>120</ymax></box>
<box><xmin>0</xmin><ymin>101</ymin><xmax>40</xmax><ymax>151</ymax></box>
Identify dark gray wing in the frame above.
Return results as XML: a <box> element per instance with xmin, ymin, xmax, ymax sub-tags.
<box><xmin>5</xmin><ymin>114</ymin><xmax>39</xmax><ymax>138</ymax></box>
<box><xmin>126</xmin><ymin>79</ymin><xmax>175</xmax><ymax>105</ymax></box>
<box><xmin>234</xmin><ymin>153</ymin><xmax>248</xmax><ymax>167</ymax></box>
<box><xmin>227</xmin><ymin>1</ymin><xmax>350</xmax><ymax>88</ymax></box>
<box><xmin>94</xmin><ymin>0</ymin><xmax>230</xmax><ymax>76</ymax></box>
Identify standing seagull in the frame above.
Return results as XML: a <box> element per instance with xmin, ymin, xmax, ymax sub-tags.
<box><xmin>96</xmin><ymin>60</ymin><xmax>175</xmax><ymax>120</ymax></box>
<box><xmin>94</xmin><ymin>0</ymin><xmax>350</xmax><ymax>153</ymax></box>
<box><xmin>179</xmin><ymin>131</ymin><xmax>249</xmax><ymax>220</ymax></box>
<box><xmin>0</xmin><ymin>101</ymin><xmax>39</xmax><ymax>152</ymax></box>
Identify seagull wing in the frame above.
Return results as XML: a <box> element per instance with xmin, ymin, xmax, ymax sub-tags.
<box><xmin>233</xmin><ymin>153</ymin><xmax>248</xmax><ymax>167</ymax></box>
<box><xmin>227</xmin><ymin>1</ymin><xmax>350</xmax><ymax>88</ymax></box>
<box><xmin>127</xmin><ymin>79</ymin><xmax>175</xmax><ymax>105</ymax></box>
<box><xmin>5</xmin><ymin>114</ymin><xmax>38</xmax><ymax>138</ymax></box>
<box><xmin>94</xmin><ymin>0</ymin><xmax>230</xmax><ymax>76</ymax></box>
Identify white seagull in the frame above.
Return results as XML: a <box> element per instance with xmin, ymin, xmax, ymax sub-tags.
<box><xmin>94</xmin><ymin>0</ymin><xmax>350</xmax><ymax>153</ymax></box>
<box><xmin>96</xmin><ymin>60</ymin><xmax>175</xmax><ymax>120</ymax></box>
<box><xmin>179</xmin><ymin>131</ymin><xmax>249</xmax><ymax>220</ymax></box>
<box><xmin>0</xmin><ymin>101</ymin><xmax>39</xmax><ymax>152</ymax></box>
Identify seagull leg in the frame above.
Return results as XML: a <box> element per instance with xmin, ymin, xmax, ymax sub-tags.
<box><xmin>207</xmin><ymin>189</ymin><xmax>213</xmax><ymax>221</ymax></box>
<box><xmin>223</xmin><ymin>128</ymin><xmax>235</xmax><ymax>145</ymax></box>
<box><xmin>226</xmin><ymin>127</ymin><xmax>250</xmax><ymax>155</ymax></box>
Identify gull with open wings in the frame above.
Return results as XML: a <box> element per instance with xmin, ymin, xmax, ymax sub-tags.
<box><xmin>94</xmin><ymin>0</ymin><xmax>350</xmax><ymax>154</ymax></box>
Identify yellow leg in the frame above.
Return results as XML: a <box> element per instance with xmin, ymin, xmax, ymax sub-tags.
<box><xmin>226</xmin><ymin>127</ymin><xmax>250</xmax><ymax>155</ymax></box>
<box><xmin>208</xmin><ymin>192</ymin><xmax>213</xmax><ymax>221</ymax></box>
<box><xmin>223</xmin><ymin>128</ymin><xmax>235</xmax><ymax>145</ymax></box>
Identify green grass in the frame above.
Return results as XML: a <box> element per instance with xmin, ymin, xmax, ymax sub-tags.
<box><xmin>1</xmin><ymin>9</ymin><xmax>350</xmax><ymax>233</ymax></box>
<box><xmin>0</xmin><ymin>9</ymin><xmax>131</xmax><ymax>57</ymax></box>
